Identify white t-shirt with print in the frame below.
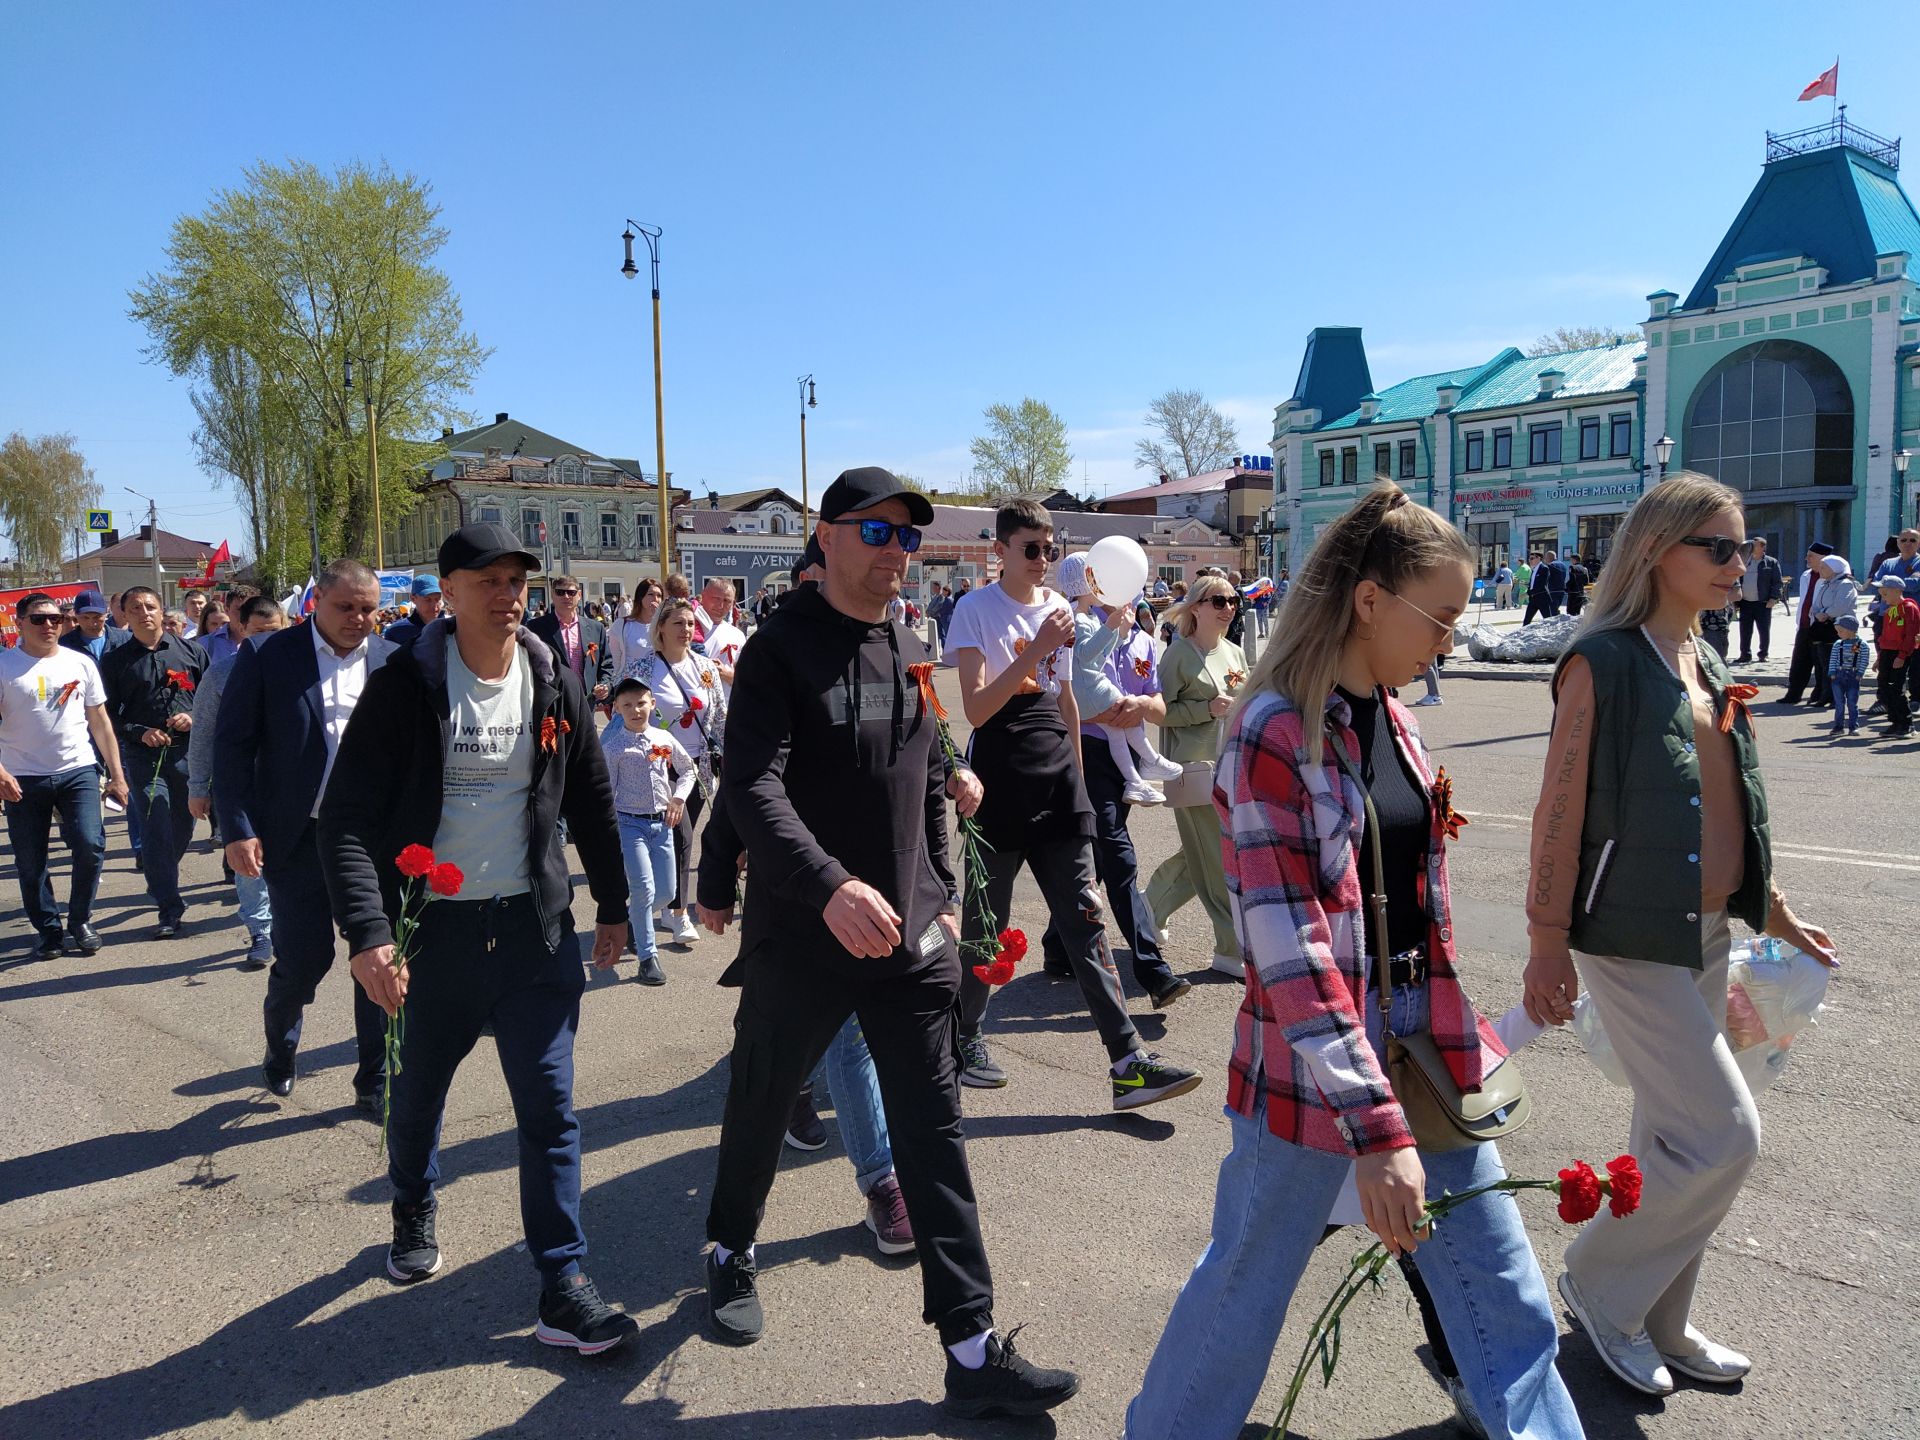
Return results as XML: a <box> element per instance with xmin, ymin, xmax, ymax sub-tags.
<box><xmin>944</xmin><ymin>583</ymin><xmax>1073</xmax><ymax>697</ymax></box>
<box><xmin>436</xmin><ymin>639</ymin><xmax>534</xmax><ymax>899</ymax></box>
<box><xmin>0</xmin><ymin>646</ymin><xmax>105</xmax><ymax>777</ymax></box>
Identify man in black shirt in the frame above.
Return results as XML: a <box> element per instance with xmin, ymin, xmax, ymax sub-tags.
<box><xmin>100</xmin><ymin>585</ymin><xmax>209</xmax><ymax>936</ymax></box>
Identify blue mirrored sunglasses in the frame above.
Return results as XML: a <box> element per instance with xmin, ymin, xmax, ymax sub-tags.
<box><xmin>830</xmin><ymin>518</ymin><xmax>923</xmax><ymax>553</ymax></box>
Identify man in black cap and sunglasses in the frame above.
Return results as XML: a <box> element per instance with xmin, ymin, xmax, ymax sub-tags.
<box><xmin>703</xmin><ymin>467</ymin><xmax>1080</xmax><ymax>1418</ymax></box>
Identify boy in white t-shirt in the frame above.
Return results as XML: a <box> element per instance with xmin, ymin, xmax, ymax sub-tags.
<box><xmin>945</xmin><ymin>500</ymin><xmax>1201</xmax><ymax>1112</ymax></box>
<box><xmin>0</xmin><ymin>591</ymin><xmax>129</xmax><ymax>957</ymax></box>
<box><xmin>600</xmin><ymin>678</ymin><xmax>695</xmax><ymax>986</ymax></box>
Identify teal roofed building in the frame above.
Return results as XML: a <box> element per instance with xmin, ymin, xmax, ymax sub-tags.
<box><xmin>1270</xmin><ymin>116</ymin><xmax>1920</xmax><ymax>575</ymax></box>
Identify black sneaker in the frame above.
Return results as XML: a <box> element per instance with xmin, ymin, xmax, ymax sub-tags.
<box><xmin>240</xmin><ymin>933</ymin><xmax>271</xmax><ymax>971</ymax></box>
<box><xmin>1111</xmin><ymin>1052</ymin><xmax>1204</xmax><ymax>1112</ymax></box>
<box><xmin>784</xmin><ymin>1084</ymin><xmax>827</xmax><ymax>1151</ymax></box>
<box><xmin>706</xmin><ymin>1247</ymin><xmax>764</xmax><ymax>1345</ymax></box>
<box><xmin>634</xmin><ymin>953</ymin><xmax>666</xmax><ymax>986</ymax></box>
<box><xmin>66</xmin><ymin>923</ymin><xmax>102</xmax><ymax>956</ymax></box>
<box><xmin>35</xmin><ymin>928</ymin><xmax>64</xmax><ymax>960</ymax></box>
<box><xmin>387</xmin><ymin>1198</ymin><xmax>442</xmax><ymax>1283</ymax></box>
<box><xmin>942</xmin><ymin>1326</ymin><xmax>1082</xmax><ymax>1418</ymax></box>
<box><xmin>535</xmin><ymin>1272</ymin><xmax>637</xmax><ymax>1356</ymax></box>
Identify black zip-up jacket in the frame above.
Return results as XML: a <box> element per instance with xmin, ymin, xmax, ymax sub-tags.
<box><xmin>318</xmin><ymin>617</ymin><xmax>627</xmax><ymax>956</ymax></box>
<box><xmin>722</xmin><ymin>584</ymin><xmax>956</xmax><ymax>979</ymax></box>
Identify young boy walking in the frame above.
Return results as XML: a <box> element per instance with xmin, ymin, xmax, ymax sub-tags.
<box><xmin>945</xmin><ymin>499</ymin><xmax>1201</xmax><ymax>1111</ymax></box>
<box><xmin>600</xmin><ymin>677</ymin><xmax>694</xmax><ymax>985</ymax></box>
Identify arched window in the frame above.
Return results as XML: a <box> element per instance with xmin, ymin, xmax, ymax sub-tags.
<box><xmin>1684</xmin><ymin>340</ymin><xmax>1853</xmax><ymax>492</ymax></box>
<box><xmin>768</xmin><ymin>513</ymin><xmax>787</xmax><ymax>535</ymax></box>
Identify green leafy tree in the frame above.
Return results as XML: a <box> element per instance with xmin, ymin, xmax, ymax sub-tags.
<box><xmin>0</xmin><ymin>432</ymin><xmax>100</xmax><ymax>581</ymax></box>
<box><xmin>1527</xmin><ymin>325</ymin><xmax>1638</xmax><ymax>356</ymax></box>
<box><xmin>1134</xmin><ymin>388</ymin><xmax>1240</xmax><ymax>478</ymax></box>
<box><xmin>968</xmin><ymin>398</ymin><xmax>1073</xmax><ymax>497</ymax></box>
<box><xmin>128</xmin><ymin>160</ymin><xmax>488</xmax><ymax>569</ymax></box>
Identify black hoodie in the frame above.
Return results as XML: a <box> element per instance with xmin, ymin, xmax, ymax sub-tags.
<box><xmin>721</xmin><ymin>584</ymin><xmax>956</xmax><ymax>978</ymax></box>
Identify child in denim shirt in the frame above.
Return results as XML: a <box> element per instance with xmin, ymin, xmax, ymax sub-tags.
<box><xmin>1826</xmin><ymin>615</ymin><xmax>1871</xmax><ymax>736</ymax></box>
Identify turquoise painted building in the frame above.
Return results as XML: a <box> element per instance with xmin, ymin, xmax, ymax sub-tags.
<box><xmin>1273</xmin><ymin>117</ymin><xmax>1920</xmax><ymax>573</ymax></box>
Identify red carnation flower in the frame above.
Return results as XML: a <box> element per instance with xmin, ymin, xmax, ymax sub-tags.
<box><xmin>395</xmin><ymin>844</ymin><xmax>436</xmax><ymax>879</ymax></box>
<box><xmin>1605</xmin><ymin>1155</ymin><xmax>1643</xmax><ymax>1217</ymax></box>
<box><xmin>971</xmin><ymin>958</ymin><xmax>1017</xmax><ymax>986</ymax></box>
<box><xmin>427</xmin><ymin>861</ymin><xmax>465</xmax><ymax>897</ymax></box>
<box><xmin>690</xmin><ymin>695</ymin><xmax>706</xmax><ymax>712</ymax></box>
<box><xmin>1556</xmin><ymin>1161</ymin><xmax>1603</xmax><ymax>1224</ymax></box>
<box><xmin>995</xmin><ymin>928</ymin><xmax>1028</xmax><ymax>965</ymax></box>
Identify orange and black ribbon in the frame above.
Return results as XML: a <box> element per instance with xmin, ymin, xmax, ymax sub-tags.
<box><xmin>905</xmin><ymin>661</ymin><xmax>948</xmax><ymax>722</ymax></box>
<box><xmin>1719</xmin><ymin>682</ymin><xmax>1760</xmax><ymax>735</ymax></box>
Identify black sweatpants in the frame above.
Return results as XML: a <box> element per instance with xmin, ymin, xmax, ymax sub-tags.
<box><xmin>706</xmin><ymin>947</ymin><xmax>994</xmax><ymax>1343</ymax></box>
<box><xmin>1735</xmin><ymin>599</ymin><xmax>1773</xmax><ymax>660</ymax></box>
<box><xmin>1783</xmin><ymin>619</ymin><xmax>1835</xmax><ymax>703</ymax></box>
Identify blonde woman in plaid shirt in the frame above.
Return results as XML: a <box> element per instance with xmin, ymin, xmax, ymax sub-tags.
<box><xmin>1126</xmin><ymin>485</ymin><xmax>1582</xmax><ymax>1440</ymax></box>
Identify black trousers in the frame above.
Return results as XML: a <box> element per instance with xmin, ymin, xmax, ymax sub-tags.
<box><xmin>263</xmin><ymin>824</ymin><xmax>387</xmax><ymax>1092</ymax></box>
<box><xmin>706</xmin><ymin>947</ymin><xmax>994</xmax><ymax>1343</ymax></box>
<box><xmin>1878</xmin><ymin>651</ymin><xmax>1914</xmax><ymax>732</ymax></box>
<box><xmin>1041</xmin><ymin>741</ymin><xmax>1174</xmax><ymax>994</ymax></box>
<box><xmin>1521</xmin><ymin>593</ymin><xmax>1561</xmax><ymax>624</ymax></box>
<box><xmin>1784</xmin><ymin>620</ymin><xmax>1835</xmax><ymax>704</ymax></box>
<box><xmin>1735</xmin><ymin>599</ymin><xmax>1774</xmax><ymax>660</ymax></box>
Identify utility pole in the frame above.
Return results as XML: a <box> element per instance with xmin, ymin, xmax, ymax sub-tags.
<box><xmin>127</xmin><ymin>487</ymin><xmax>163</xmax><ymax>599</ymax></box>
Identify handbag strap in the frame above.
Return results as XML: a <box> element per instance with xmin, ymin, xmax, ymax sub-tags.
<box><xmin>1324</xmin><ymin>713</ymin><xmax>1393</xmax><ymax>1023</ymax></box>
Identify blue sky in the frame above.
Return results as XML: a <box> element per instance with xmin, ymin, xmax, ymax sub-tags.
<box><xmin>3</xmin><ymin>0</ymin><xmax>1910</xmax><ymax>554</ymax></box>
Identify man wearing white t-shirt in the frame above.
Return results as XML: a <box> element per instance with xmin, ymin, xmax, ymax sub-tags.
<box><xmin>692</xmin><ymin>578</ymin><xmax>747</xmax><ymax>692</ymax></box>
<box><xmin>0</xmin><ymin>592</ymin><xmax>129</xmax><ymax>958</ymax></box>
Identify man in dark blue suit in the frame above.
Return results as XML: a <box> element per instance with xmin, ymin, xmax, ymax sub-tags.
<box><xmin>215</xmin><ymin>559</ymin><xmax>396</xmax><ymax>1105</ymax></box>
<box><xmin>526</xmin><ymin>578</ymin><xmax>613</xmax><ymax>704</ymax></box>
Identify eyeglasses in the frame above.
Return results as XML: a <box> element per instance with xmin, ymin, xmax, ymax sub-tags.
<box><xmin>1678</xmin><ymin>535</ymin><xmax>1758</xmax><ymax>566</ymax></box>
<box><xmin>1202</xmin><ymin>594</ymin><xmax>1239</xmax><ymax>611</ymax></box>
<box><xmin>829</xmin><ymin>518</ymin><xmax>923</xmax><ymax>553</ymax></box>
<box><xmin>1381</xmin><ymin>588</ymin><xmax>1455</xmax><ymax>638</ymax></box>
<box><xmin>552</xmin><ymin>588</ymin><xmax>580</xmax><ymax>597</ymax></box>
<box><xmin>22</xmin><ymin>613</ymin><xmax>61</xmax><ymax>627</ymax></box>
<box><xmin>1015</xmin><ymin>541</ymin><xmax>1061</xmax><ymax>562</ymax></box>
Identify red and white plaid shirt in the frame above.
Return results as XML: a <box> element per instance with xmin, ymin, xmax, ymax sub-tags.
<box><xmin>1215</xmin><ymin>687</ymin><xmax>1505</xmax><ymax>1156</ymax></box>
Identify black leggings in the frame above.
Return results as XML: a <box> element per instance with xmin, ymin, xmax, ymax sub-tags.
<box><xmin>668</xmin><ymin>783</ymin><xmax>707</xmax><ymax>911</ymax></box>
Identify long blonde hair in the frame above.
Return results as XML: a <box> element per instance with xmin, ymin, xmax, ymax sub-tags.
<box><xmin>1233</xmin><ymin>483</ymin><xmax>1471</xmax><ymax>762</ymax></box>
<box><xmin>650</xmin><ymin>596</ymin><xmax>697</xmax><ymax>654</ymax></box>
<box><xmin>1162</xmin><ymin>573</ymin><xmax>1237</xmax><ymax>638</ymax></box>
<box><xmin>1575</xmin><ymin>471</ymin><xmax>1744</xmax><ymax>640</ymax></box>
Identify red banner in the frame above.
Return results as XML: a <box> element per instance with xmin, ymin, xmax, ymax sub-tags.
<box><xmin>0</xmin><ymin>582</ymin><xmax>99</xmax><ymax>646</ymax></box>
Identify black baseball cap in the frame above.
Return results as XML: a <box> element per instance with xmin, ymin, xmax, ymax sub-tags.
<box><xmin>791</xmin><ymin>535</ymin><xmax>825</xmax><ymax>585</ymax></box>
<box><xmin>818</xmin><ymin>467</ymin><xmax>934</xmax><ymax>526</ymax></box>
<box><xmin>437</xmin><ymin>522</ymin><xmax>539</xmax><ymax>576</ymax></box>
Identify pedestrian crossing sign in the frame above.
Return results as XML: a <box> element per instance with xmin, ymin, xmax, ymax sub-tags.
<box><xmin>86</xmin><ymin>510</ymin><xmax>113</xmax><ymax>532</ymax></box>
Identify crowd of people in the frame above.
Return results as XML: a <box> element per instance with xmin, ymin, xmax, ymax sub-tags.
<box><xmin>0</xmin><ymin>467</ymin><xmax>1850</xmax><ymax>1433</ymax></box>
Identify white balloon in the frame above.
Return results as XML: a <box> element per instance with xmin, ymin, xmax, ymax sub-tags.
<box><xmin>1083</xmin><ymin>535</ymin><xmax>1150</xmax><ymax>608</ymax></box>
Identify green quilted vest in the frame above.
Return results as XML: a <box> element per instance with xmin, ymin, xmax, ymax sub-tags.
<box><xmin>1555</xmin><ymin>628</ymin><xmax>1772</xmax><ymax>968</ymax></box>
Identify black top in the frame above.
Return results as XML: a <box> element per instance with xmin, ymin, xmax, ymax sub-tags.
<box><xmin>1335</xmin><ymin>686</ymin><xmax>1431</xmax><ymax>966</ymax></box>
<box><xmin>99</xmin><ymin>633</ymin><xmax>209</xmax><ymax>746</ymax></box>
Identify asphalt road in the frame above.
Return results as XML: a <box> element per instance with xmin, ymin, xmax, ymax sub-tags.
<box><xmin>1</xmin><ymin>668</ymin><xmax>1915</xmax><ymax>1440</ymax></box>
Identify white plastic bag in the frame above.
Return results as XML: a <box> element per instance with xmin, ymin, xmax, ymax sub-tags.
<box><xmin>1572</xmin><ymin>938</ymin><xmax>1830</xmax><ymax>1094</ymax></box>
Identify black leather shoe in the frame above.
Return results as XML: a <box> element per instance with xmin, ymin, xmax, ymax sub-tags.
<box><xmin>354</xmin><ymin>1087</ymin><xmax>383</xmax><ymax>1116</ymax></box>
<box><xmin>155</xmin><ymin>920</ymin><xmax>179</xmax><ymax>940</ymax></box>
<box><xmin>263</xmin><ymin>1064</ymin><xmax>295</xmax><ymax>1098</ymax></box>
<box><xmin>36</xmin><ymin>929</ymin><xmax>65</xmax><ymax>960</ymax></box>
<box><xmin>66</xmin><ymin>924</ymin><xmax>103</xmax><ymax>956</ymax></box>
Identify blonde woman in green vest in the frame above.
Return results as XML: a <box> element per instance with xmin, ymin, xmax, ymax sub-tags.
<box><xmin>1523</xmin><ymin>472</ymin><xmax>1835</xmax><ymax>1399</ymax></box>
<box><xmin>1143</xmin><ymin>574</ymin><xmax>1247</xmax><ymax>975</ymax></box>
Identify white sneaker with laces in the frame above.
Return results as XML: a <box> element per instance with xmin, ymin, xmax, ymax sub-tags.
<box><xmin>1557</xmin><ymin>1272</ymin><xmax>1674</xmax><ymax>1395</ymax></box>
<box><xmin>1137</xmin><ymin>752</ymin><xmax>1185</xmax><ymax>782</ymax></box>
<box><xmin>1412</xmin><ymin>694</ymin><xmax>1443</xmax><ymax>707</ymax></box>
<box><xmin>670</xmin><ymin>913</ymin><xmax>699</xmax><ymax>945</ymax></box>
<box><xmin>1657</xmin><ymin>1327</ymin><xmax>1751</xmax><ymax>1384</ymax></box>
<box><xmin>1122</xmin><ymin>781</ymin><xmax>1166</xmax><ymax>807</ymax></box>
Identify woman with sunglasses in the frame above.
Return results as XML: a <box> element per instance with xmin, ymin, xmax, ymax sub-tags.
<box><xmin>1142</xmin><ymin>573</ymin><xmax>1248</xmax><ymax>977</ymax></box>
<box><xmin>1127</xmin><ymin>485</ymin><xmax>1581</xmax><ymax>1440</ymax></box>
<box><xmin>611</xmin><ymin>577</ymin><xmax>664</xmax><ymax>683</ymax></box>
<box><xmin>1525</xmin><ymin>473</ymin><xmax>1835</xmax><ymax>1397</ymax></box>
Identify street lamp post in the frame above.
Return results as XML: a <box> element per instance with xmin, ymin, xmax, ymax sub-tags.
<box><xmin>621</xmin><ymin>222</ymin><xmax>673</xmax><ymax>585</ymax></box>
<box><xmin>1655</xmin><ymin>434</ymin><xmax>1675</xmax><ymax>479</ymax></box>
<box><xmin>797</xmin><ymin>375</ymin><xmax>817</xmax><ymax>531</ymax></box>
<box><xmin>342</xmin><ymin>354</ymin><xmax>384</xmax><ymax>568</ymax></box>
<box><xmin>1897</xmin><ymin>448</ymin><xmax>1914</xmax><ymax>523</ymax></box>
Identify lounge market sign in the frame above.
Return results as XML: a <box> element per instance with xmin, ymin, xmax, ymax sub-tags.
<box><xmin>1558</xmin><ymin>482</ymin><xmax>1641</xmax><ymax>501</ymax></box>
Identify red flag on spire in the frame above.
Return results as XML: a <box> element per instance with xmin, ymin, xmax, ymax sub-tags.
<box><xmin>1798</xmin><ymin>62</ymin><xmax>1838</xmax><ymax>102</ymax></box>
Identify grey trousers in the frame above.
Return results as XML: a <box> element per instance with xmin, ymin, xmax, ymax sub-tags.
<box><xmin>1565</xmin><ymin>912</ymin><xmax>1759</xmax><ymax>1348</ymax></box>
<box><xmin>958</xmin><ymin>837</ymin><xmax>1141</xmax><ymax>1064</ymax></box>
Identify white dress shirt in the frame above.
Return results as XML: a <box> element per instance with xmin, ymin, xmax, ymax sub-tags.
<box><xmin>310</xmin><ymin>622</ymin><xmax>390</xmax><ymax>816</ymax></box>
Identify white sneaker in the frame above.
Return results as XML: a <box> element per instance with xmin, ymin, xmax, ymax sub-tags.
<box><xmin>1412</xmin><ymin>694</ymin><xmax>1443</xmax><ymax>707</ymax></box>
<box><xmin>670</xmin><ymin>913</ymin><xmax>698</xmax><ymax>945</ymax></box>
<box><xmin>1122</xmin><ymin>781</ymin><xmax>1166</xmax><ymax>806</ymax></box>
<box><xmin>1657</xmin><ymin>1327</ymin><xmax>1751</xmax><ymax>1384</ymax></box>
<box><xmin>1210</xmin><ymin>952</ymin><xmax>1245</xmax><ymax>978</ymax></box>
<box><xmin>1137</xmin><ymin>753</ymin><xmax>1185</xmax><ymax>782</ymax></box>
<box><xmin>1557</xmin><ymin>1271</ymin><xmax>1674</xmax><ymax>1396</ymax></box>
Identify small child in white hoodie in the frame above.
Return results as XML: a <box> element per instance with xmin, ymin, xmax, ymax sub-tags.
<box><xmin>1055</xmin><ymin>552</ymin><xmax>1182</xmax><ymax>806</ymax></box>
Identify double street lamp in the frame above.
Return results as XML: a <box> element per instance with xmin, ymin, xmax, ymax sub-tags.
<box><xmin>621</xmin><ymin>221</ymin><xmax>673</xmax><ymax>584</ymax></box>
<box><xmin>798</xmin><ymin>375</ymin><xmax>817</xmax><ymax>531</ymax></box>
<box><xmin>342</xmin><ymin>353</ymin><xmax>384</xmax><ymax>568</ymax></box>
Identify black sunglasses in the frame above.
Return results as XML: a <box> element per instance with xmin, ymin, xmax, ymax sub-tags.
<box><xmin>829</xmin><ymin>517</ymin><xmax>923</xmax><ymax>553</ymax></box>
<box><xmin>1678</xmin><ymin>535</ymin><xmax>1758</xmax><ymax>566</ymax></box>
<box><xmin>552</xmin><ymin>588</ymin><xmax>581</xmax><ymax>596</ymax></box>
<box><xmin>1016</xmin><ymin>541</ymin><xmax>1062</xmax><ymax>562</ymax></box>
<box><xmin>22</xmin><ymin>613</ymin><xmax>62</xmax><ymax>626</ymax></box>
<box><xmin>1203</xmin><ymin>594</ymin><xmax>1240</xmax><ymax>611</ymax></box>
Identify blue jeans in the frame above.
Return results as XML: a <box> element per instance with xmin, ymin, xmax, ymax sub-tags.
<box><xmin>234</xmin><ymin>870</ymin><xmax>272</xmax><ymax>941</ymax></box>
<box><xmin>811</xmin><ymin>1016</ymin><xmax>893</xmax><ymax>1193</ymax></box>
<box><xmin>388</xmin><ymin>893</ymin><xmax>588</xmax><ymax>1287</ymax></box>
<box><xmin>1125</xmin><ymin>985</ymin><xmax>1582</xmax><ymax>1440</ymax></box>
<box><xmin>616</xmin><ymin>812</ymin><xmax>675</xmax><ymax>960</ymax></box>
<box><xmin>3</xmin><ymin>765</ymin><xmax>105</xmax><ymax>935</ymax></box>
<box><xmin>1829</xmin><ymin>674</ymin><xmax>1861</xmax><ymax>731</ymax></box>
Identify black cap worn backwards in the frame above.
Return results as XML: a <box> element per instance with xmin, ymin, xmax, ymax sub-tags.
<box><xmin>437</xmin><ymin>522</ymin><xmax>540</xmax><ymax>576</ymax></box>
<box><xmin>818</xmin><ymin>466</ymin><xmax>934</xmax><ymax>526</ymax></box>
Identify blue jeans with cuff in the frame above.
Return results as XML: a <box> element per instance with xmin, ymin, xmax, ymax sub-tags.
<box><xmin>617</xmin><ymin>811</ymin><xmax>676</xmax><ymax>960</ymax></box>
<box><xmin>4</xmin><ymin>764</ymin><xmax>105</xmax><ymax>936</ymax></box>
<box><xmin>1124</xmin><ymin>984</ymin><xmax>1582</xmax><ymax>1440</ymax></box>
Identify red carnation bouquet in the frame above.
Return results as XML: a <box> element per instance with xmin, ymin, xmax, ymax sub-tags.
<box><xmin>143</xmin><ymin>667</ymin><xmax>199</xmax><ymax>819</ymax></box>
<box><xmin>904</xmin><ymin>662</ymin><xmax>1026</xmax><ymax>986</ymax></box>
<box><xmin>379</xmin><ymin>845</ymin><xmax>465</xmax><ymax>1151</ymax></box>
<box><xmin>1269</xmin><ymin>1153</ymin><xmax>1643</xmax><ymax>1436</ymax></box>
